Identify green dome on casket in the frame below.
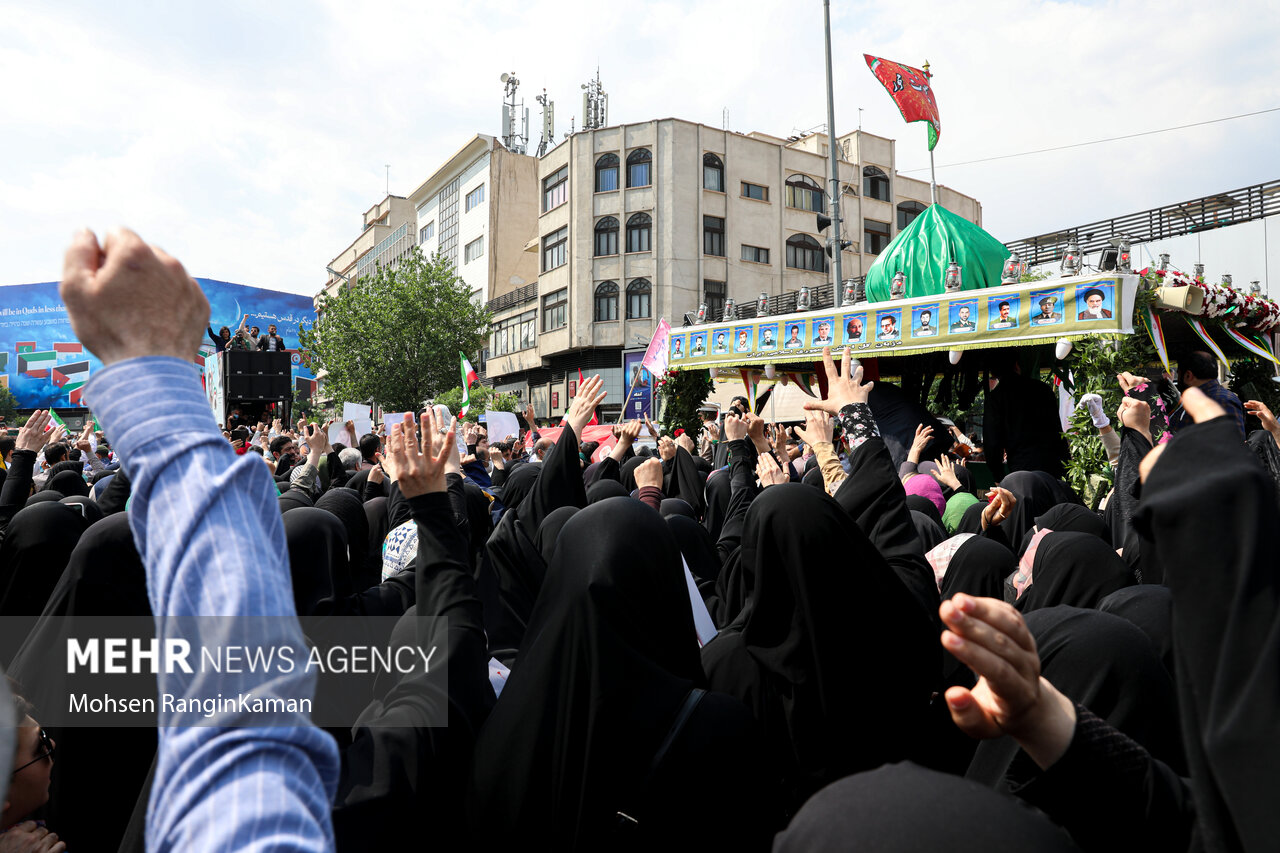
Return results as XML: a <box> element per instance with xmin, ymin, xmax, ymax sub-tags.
<box><xmin>864</xmin><ymin>204</ymin><xmax>1012</xmax><ymax>302</ymax></box>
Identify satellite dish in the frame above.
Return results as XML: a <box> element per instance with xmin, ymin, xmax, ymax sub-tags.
<box><xmin>500</xmin><ymin>72</ymin><xmax>510</xmax><ymax>83</ymax></box>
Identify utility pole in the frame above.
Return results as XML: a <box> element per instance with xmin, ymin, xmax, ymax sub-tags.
<box><xmin>823</xmin><ymin>0</ymin><xmax>844</xmax><ymax>306</ymax></box>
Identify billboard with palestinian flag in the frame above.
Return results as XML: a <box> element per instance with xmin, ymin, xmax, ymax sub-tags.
<box><xmin>0</xmin><ymin>279</ymin><xmax>316</xmax><ymax>410</ymax></box>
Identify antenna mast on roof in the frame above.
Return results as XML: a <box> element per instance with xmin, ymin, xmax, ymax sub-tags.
<box><xmin>535</xmin><ymin>89</ymin><xmax>555</xmax><ymax>157</ymax></box>
<box><xmin>581</xmin><ymin>68</ymin><xmax>608</xmax><ymax>131</ymax></box>
<box><xmin>499</xmin><ymin>72</ymin><xmax>529</xmax><ymax>154</ymax></box>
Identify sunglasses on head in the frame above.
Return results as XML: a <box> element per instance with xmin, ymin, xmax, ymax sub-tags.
<box><xmin>12</xmin><ymin>728</ymin><xmax>53</xmax><ymax>775</ymax></box>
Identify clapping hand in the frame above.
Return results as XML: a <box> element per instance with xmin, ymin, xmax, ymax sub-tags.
<box><xmin>804</xmin><ymin>346</ymin><xmax>873</xmax><ymax>415</ymax></box>
<box><xmin>16</xmin><ymin>411</ymin><xmax>52</xmax><ymax>453</ymax></box>
<box><xmin>793</xmin><ymin>409</ymin><xmax>833</xmax><ymax>447</ymax></box>
<box><xmin>385</xmin><ymin>410</ymin><xmax>457</xmax><ymax>498</ymax></box>
<box><xmin>756</xmin><ymin>452</ymin><xmax>788</xmax><ymax>488</ymax></box>
<box><xmin>931</xmin><ymin>454</ymin><xmax>963</xmax><ymax>491</ymax></box>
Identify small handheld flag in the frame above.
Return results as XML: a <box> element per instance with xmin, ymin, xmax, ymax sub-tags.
<box><xmin>46</xmin><ymin>410</ymin><xmax>67</xmax><ymax>434</ymax></box>
<box><xmin>459</xmin><ymin>352</ymin><xmax>478</xmax><ymax>416</ymax></box>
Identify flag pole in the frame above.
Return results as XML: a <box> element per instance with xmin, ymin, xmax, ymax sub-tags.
<box><xmin>617</xmin><ymin>369</ymin><xmax>642</xmax><ymax>424</ymax></box>
<box><xmin>822</xmin><ymin>0</ymin><xmax>844</xmax><ymax>307</ymax></box>
<box><xmin>924</xmin><ymin>59</ymin><xmax>938</xmax><ymax>205</ymax></box>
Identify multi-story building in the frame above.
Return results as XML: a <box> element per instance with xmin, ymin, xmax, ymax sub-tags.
<box><xmin>319</xmin><ymin>195</ymin><xmax>419</xmax><ymax>302</ymax></box>
<box><xmin>409</xmin><ymin>134</ymin><xmax>540</xmax><ymax>305</ymax></box>
<box><xmin>483</xmin><ymin>117</ymin><xmax>983</xmax><ymax>421</ymax></box>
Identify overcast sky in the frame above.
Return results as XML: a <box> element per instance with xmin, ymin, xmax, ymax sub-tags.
<box><xmin>3</xmin><ymin>0</ymin><xmax>1278</xmax><ymax>295</ymax></box>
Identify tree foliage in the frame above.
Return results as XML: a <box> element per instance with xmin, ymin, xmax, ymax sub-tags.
<box><xmin>298</xmin><ymin>250</ymin><xmax>490</xmax><ymax>413</ymax></box>
<box><xmin>434</xmin><ymin>384</ymin><xmax>521</xmax><ymax>423</ymax></box>
<box><xmin>0</xmin><ymin>386</ymin><xmax>17</xmax><ymax>421</ymax></box>
<box><xmin>657</xmin><ymin>368</ymin><xmax>714</xmax><ymax>437</ymax></box>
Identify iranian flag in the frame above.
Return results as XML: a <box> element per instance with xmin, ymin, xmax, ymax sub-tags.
<box><xmin>46</xmin><ymin>410</ymin><xmax>67</xmax><ymax>434</ymax></box>
<box><xmin>459</xmin><ymin>352</ymin><xmax>479</xmax><ymax>416</ymax></box>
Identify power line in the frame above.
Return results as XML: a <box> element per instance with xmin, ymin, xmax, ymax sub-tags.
<box><xmin>900</xmin><ymin>106</ymin><xmax>1280</xmax><ymax>173</ymax></box>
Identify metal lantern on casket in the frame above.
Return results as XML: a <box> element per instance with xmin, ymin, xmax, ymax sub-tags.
<box><xmin>1001</xmin><ymin>253</ymin><xmax>1020</xmax><ymax>285</ymax></box>
<box><xmin>890</xmin><ymin>271</ymin><xmax>906</xmax><ymax>299</ymax></box>
<box><xmin>944</xmin><ymin>262</ymin><xmax>963</xmax><ymax>292</ymax></box>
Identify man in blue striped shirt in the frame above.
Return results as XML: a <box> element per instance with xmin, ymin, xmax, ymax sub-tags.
<box><xmin>63</xmin><ymin>228</ymin><xmax>339</xmax><ymax>852</ymax></box>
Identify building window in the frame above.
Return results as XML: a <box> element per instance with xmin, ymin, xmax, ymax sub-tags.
<box><xmin>626</xmin><ymin>278</ymin><xmax>651</xmax><ymax>319</ymax></box>
<box><xmin>627</xmin><ymin>148</ymin><xmax>652</xmax><ymax>188</ymax></box>
<box><xmin>438</xmin><ymin>177</ymin><xmax>461</xmax><ymax>267</ymax></box>
<box><xmin>543</xmin><ymin>166</ymin><xmax>568</xmax><ymax>212</ymax></box>
<box><xmin>491</xmin><ymin>309</ymin><xmax>537</xmax><ymax>355</ymax></box>
<box><xmin>595</xmin><ymin>153</ymin><xmax>619</xmax><ymax>192</ymax></box>
<box><xmin>897</xmin><ymin>200</ymin><xmax>927</xmax><ymax>230</ymax></box>
<box><xmin>704</xmin><ymin>279</ymin><xmax>726</xmax><ymax>318</ymax></box>
<box><xmin>741</xmin><ymin>181</ymin><xmax>768</xmax><ymax>201</ymax></box>
<box><xmin>594</xmin><ymin>281</ymin><xmax>619</xmax><ymax>322</ymax></box>
<box><xmin>594</xmin><ymin>216</ymin><xmax>619</xmax><ymax>257</ymax></box>
<box><xmin>741</xmin><ymin>244</ymin><xmax>770</xmax><ymax>264</ymax></box>
<box><xmin>542</xmin><ymin>288</ymin><xmax>567</xmax><ymax>332</ymax></box>
<box><xmin>703</xmin><ymin>215</ymin><xmax>725</xmax><ymax>257</ymax></box>
<box><xmin>464</xmin><ymin>236</ymin><xmax>484</xmax><ymax>264</ymax></box>
<box><xmin>418</xmin><ymin>221</ymin><xmax>435</xmax><ymax>244</ymax></box>
<box><xmin>786</xmin><ymin>234</ymin><xmax>826</xmax><ymax>272</ymax></box>
<box><xmin>703</xmin><ymin>153</ymin><xmax>724</xmax><ymax>192</ymax></box>
<box><xmin>626</xmin><ymin>213</ymin><xmax>651</xmax><ymax>253</ymax></box>
<box><xmin>785</xmin><ymin>174</ymin><xmax>825</xmax><ymax>212</ymax></box>
<box><xmin>465</xmin><ymin>184</ymin><xmax>485</xmax><ymax>212</ymax></box>
<box><xmin>864</xmin><ymin>219</ymin><xmax>891</xmax><ymax>254</ymax></box>
<box><xmin>863</xmin><ymin>165</ymin><xmax>890</xmax><ymax>202</ymax></box>
<box><xmin>542</xmin><ymin>227</ymin><xmax>568</xmax><ymax>272</ymax></box>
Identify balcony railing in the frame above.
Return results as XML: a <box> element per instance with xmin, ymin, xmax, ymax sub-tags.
<box><xmin>683</xmin><ymin>279</ymin><xmax>865</xmax><ymax>325</ymax></box>
<box><xmin>486</xmin><ymin>282</ymin><xmax>538</xmax><ymax>314</ymax></box>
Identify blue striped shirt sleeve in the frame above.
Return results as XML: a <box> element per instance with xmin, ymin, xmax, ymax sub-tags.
<box><xmin>84</xmin><ymin>357</ymin><xmax>339</xmax><ymax>853</ymax></box>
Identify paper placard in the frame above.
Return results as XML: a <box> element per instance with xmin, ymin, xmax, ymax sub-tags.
<box><xmin>383</xmin><ymin>412</ymin><xmax>409</xmax><ymax>429</ymax></box>
<box><xmin>485</xmin><ymin>410</ymin><xmax>521</xmax><ymax>443</ymax></box>
<box><xmin>342</xmin><ymin>402</ymin><xmax>372</xmax><ymax>439</ymax></box>
<box><xmin>683</xmin><ymin>558</ymin><xmax>718</xmax><ymax>648</ymax></box>
<box><xmin>488</xmin><ymin>657</ymin><xmax>511</xmax><ymax>698</ymax></box>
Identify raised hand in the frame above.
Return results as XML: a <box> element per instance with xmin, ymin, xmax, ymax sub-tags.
<box><xmin>1116</xmin><ymin>371</ymin><xmax>1146</xmax><ymax>394</ymax></box>
<box><xmin>744</xmin><ymin>413</ymin><xmax>769</xmax><ymax>452</ymax></box>
<box><xmin>793</xmin><ymin>409</ymin><xmax>833</xmax><ymax>447</ymax></box>
<box><xmin>931</xmin><ymin>454</ymin><xmax>963</xmax><ymax>491</ymax></box>
<box><xmin>643</xmin><ymin>414</ymin><xmax>661</xmax><ymax>439</ymax></box>
<box><xmin>634</xmin><ymin>457</ymin><xmax>664</xmax><ymax>489</ymax></box>
<box><xmin>657</xmin><ymin>435</ymin><xmax>677</xmax><ymax>461</ymax></box>
<box><xmin>16</xmin><ymin>411</ymin><xmax>52</xmax><ymax>453</ymax></box>
<box><xmin>386</xmin><ymin>410</ymin><xmax>457</xmax><ymax>498</ymax></box>
<box><xmin>756</xmin><ymin>452</ymin><xmax>788</xmax><ymax>487</ymax></box>
<box><xmin>908</xmin><ymin>423</ymin><xmax>934</xmax><ymax>463</ymax></box>
<box><xmin>566</xmin><ymin>374</ymin><xmax>607</xmax><ymax>435</ymax></box>
<box><xmin>981</xmin><ymin>487</ymin><xmax>1016</xmax><ymax>531</ymax></box>
<box><xmin>676</xmin><ymin>432</ymin><xmax>696</xmax><ymax>455</ymax></box>
<box><xmin>302</xmin><ymin>422</ymin><xmax>331</xmax><ymax>463</ymax></box>
<box><xmin>804</xmin><ymin>346</ymin><xmax>873</xmax><ymax>415</ymax></box>
<box><xmin>940</xmin><ymin>594</ymin><xmax>1077</xmax><ymax>769</ymax></box>
<box><xmin>722</xmin><ymin>413</ymin><xmax>747</xmax><ymax>442</ymax></box>
<box><xmin>1245</xmin><ymin>399</ymin><xmax>1279</xmax><ymax>433</ymax></box>
<box><xmin>1140</xmin><ymin>386</ymin><xmax>1227</xmax><ymax>483</ymax></box>
<box><xmin>60</xmin><ymin>228</ymin><xmax>209</xmax><ymax>366</ymax></box>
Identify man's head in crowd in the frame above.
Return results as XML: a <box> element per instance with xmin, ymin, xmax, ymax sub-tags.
<box><xmin>43</xmin><ymin>443</ymin><xmax>68</xmax><ymax>467</ymax></box>
<box><xmin>1177</xmin><ymin>350</ymin><xmax>1218</xmax><ymax>389</ymax></box>
<box><xmin>4</xmin><ymin>693</ymin><xmax>54</xmax><ymax>830</ymax></box>
<box><xmin>95</xmin><ymin>446</ymin><xmax>110</xmax><ymax>461</ymax></box>
<box><xmin>67</xmin><ymin>448</ymin><xmax>81</xmax><ymax>462</ymax></box>
<box><xmin>269</xmin><ymin>435</ymin><xmax>297</xmax><ymax>461</ymax></box>
<box><xmin>0</xmin><ymin>437</ymin><xmax>14</xmax><ymax>465</ymax></box>
<box><xmin>358</xmin><ymin>433</ymin><xmax>381</xmax><ymax>464</ymax></box>
<box><xmin>339</xmin><ymin>448</ymin><xmax>362</xmax><ymax>472</ymax></box>
<box><xmin>730</xmin><ymin>395</ymin><xmax>750</xmax><ymax>417</ymax></box>
<box><xmin>533</xmin><ymin>438</ymin><xmax>551</xmax><ymax>461</ymax></box>
<box><xmin>474</xmin><ymin>428</ymin><xmax>489</xmax><ymax>457</ymax></box>
<box><xmin>267</xmin><ymin>324</ymin><xmax>277</xmax><ymax>336</ymax></box>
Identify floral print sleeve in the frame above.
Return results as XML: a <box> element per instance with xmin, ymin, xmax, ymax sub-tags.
<box><xmin>1125</xmin><ymin>381</ymin><xmax>1173</xmax><ymax>437</ymax></box>
<box><xmin>837</xmin><ymin>402</ymin><xmax>879</xmax><ymax>450</ymax></box>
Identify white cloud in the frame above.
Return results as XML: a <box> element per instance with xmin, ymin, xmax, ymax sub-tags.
<box><xmin>2</xmin><ymin>0</ymin><xmax>1277</xmax><ymax>295</ymax></box>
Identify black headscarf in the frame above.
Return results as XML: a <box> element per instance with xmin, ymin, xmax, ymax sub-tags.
<box><xmin>60</xmin><ymin>495</ymin><xmax>104</xmax><ymax>525</ymax></box>
<box><xmin>363</xmin><ymin>496</ymin><xmax>391</xmax><ymax>575</ymax></box>
<box><xmin>25</xmin><ymin>490</ymin><xmax>63</xmax><ymax>506</ymax></box>
<box><xmin>461</xmin><ymin>481</ymin><xmax>492</xmax><ymax>569</ymax></box>
<box><xmin>658</xmin><ymin>498</ymin><xmax>695</xmax><ymax>519</ymax></box>
<box><xmin>1033</xmin><ymin>503</ymin><xmax>1109</xmax><ymax>546</ymax></box>
<box><xmin>702</xmin><ymin>469</ymin><xmax>731</xmax><ymax>540</ymax></box>
<box><xmin>586</xmin><ymin>479</ymin><xmax>629</xmax><ymax>504</ymax></box>
<box><xmin>619</xmin><ymin>456</ymin><xmax>645</xmax><ymax>493</ymax></box>
<box><xmin>955</xmin><ymin>499</ymin><xmax>986</xmax><ymax>535</ymax></box>
<box><xmin>906</xmin><ymin>492</ymin><xmax>944</xmax><ymax>528</ymax></box>
<box><xmin>775</xmin><ymin>762</ymin><xmax>1079</xmax><ymax>853</ymax></box>
<box><xmin>346</xmin><ymin>467</ymin><xmax>387</xmax><ymax>500</ymax></box>
<box><xmin>910</xmin><ymin>509</ymin><xmax>946</xmax><ymax>552</ymax></box>
<box><xmin>534</xmin><ymin>506</ymin><xmax>578</xmax><ymax>563</ymax></box>
<box><xmin>467</xmin><ymin>497</ymin><xmax>704</xmax><ymax>847</ymax></box>
<box><xmin>316</xmin><ymin>488</ymin><xmax>374</xmax><ymax>593</ymax></box>
<box><xmin>1247</xmin><ymin>429</ymin><xmax>1280</xmax><ymax>505</ymax></box>
<box><xmin>1098</xmin><ymin>584</ymin><xmax>1174</xmax><ymax>680</ymax></box>
<box><xmin>0</xmin><ymin>501</ymin><xmax>90</xmax><ymax>615</ymax></box>
<box><xmin>701</xmin><ymin>484</ymin><xmax>938</xmax><ymax>807</ymax></box>
<box><xmin>45</xmin><ymin>469</ymin><xmax>89</xmax><ymax>498</ymax></box>
<box><xmin>996</xmin><ymin>470</ymin><xmax>1080</xmax><ymax>554</ymax></box>
<box><xmin>662</xmin><ymin>446</ymin><xmax>707</xmax><ymax>517</ymax></box>
<box><xmin>666</xmin><ymin>514</ymin><xmax>720</xmax><ymax>583</ymax></box>
<box><xmin>1016</xmin><ymin>531</ymin><xmax>1134</xmax><ymax>613</ymax></box>
<box><xmin>801</xmin><ymin>467</ymin><xmax>825</xmax><ymax>489</ymax></box>
<box><xmin>283</xmin><ymin>507</ymin><xmax>347</xmax><ymax>614</ymax></box>
<box><xmin>278</xmin><ymin>489</ymin><xmax>314</xmax><ymax>513</ymax></box>
<box><xmin>1134</xmin><ymin>414</ymin><xmax>1280</xmax><ymax>850</ymax></box>
<box><xmin>7</xmin><ymin>512</ymin><xmax>155</xmax><ymax>851</ymax></box>
<box><xmin>938</xmin><ymin>536</ymin><xmax>1016</xmax><ymax>602</ymax></box>
<box><xmin>496</xmin><ymin>463</ymin><xmax>539</xmax><ymax>517</ymax></box>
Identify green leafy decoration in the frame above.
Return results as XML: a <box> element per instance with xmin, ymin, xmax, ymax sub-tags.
<box><xmin>657</xmin><ymin>368</ymin><xmax>713</xmax><ymax>437</ymax></box>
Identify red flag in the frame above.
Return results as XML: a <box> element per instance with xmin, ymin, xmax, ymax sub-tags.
<box><xmin>864</xmin><ymin>55</ymin><xmax>940</xmax><ymax>150</ymax></box>
<box><xmin>562</xmin><ymin>368</ymin><xmax>598</xmax><ymax>426</ymax></box>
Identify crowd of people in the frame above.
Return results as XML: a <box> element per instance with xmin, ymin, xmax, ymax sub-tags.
<box><xmin>0</xmin><ymin>226</ymin><xmax>1276</xmax><ymax>851</ymax></box>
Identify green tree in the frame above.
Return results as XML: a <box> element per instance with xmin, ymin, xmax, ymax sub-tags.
<box><xmin>0</xmin><ymin>386</ymin><xmax>17</xmax><ymax>422</ymax></box>
<box><xmin>657</xmin><ymin>368</ymin><xmax>713</xmax><ymax>437</ymax></box>
<box><xmin>298</xmin><ymin>250</ymin><xmax>490</xmax><ymax>413</ymax></box>
<box><xmin>434</xmin><ymin>384</ymin><xmax>521</xmax><ymax>423</ymax></box>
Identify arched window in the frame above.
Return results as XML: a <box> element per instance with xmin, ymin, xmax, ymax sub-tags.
<box><xmin>595</xmin><ymin>153</ymin><xmax>619</xmax><ymax>192</ymax></box>
<box><xmin>627</xmin><ymin>278</ymin><xmax>652</xmax><ymax>319</ymax></box>
<box><xmin>627</xmin><ymin>148</ymin><xmax>652</xmax><ymax>188</ymax></box>
<box><xmin>594</xmin><ymin>281</ymin><xmax>619</xmax><ymax>322</ymax></box>
<box><xmin>626</xmin><ymin>213</ymin><xmax>652</xmax><ymax>253</ymax></box>
<box><xmin>785</xmin><ymin>174</ymin><xmax>824</xmax><ymax>212</ymax></box>
<box><xmin>863</xmin><ymin>165</ymin><xmax>890</xmax><ymax>202</ymax></box>
<box><xmin>786</xmin><ymin>234</ymin><xmax>826</xmax><ymax>272</ymax></box>
<box><xmin>594</xmin><ymin>216</ymin><xmax>619</xmax><ymax>256</ymax></box>
<box><xmin>897</xmin><ymin>200</ymin><xmax>927</xmax><ymax>231</ymax></box>
<box><xmin>703</xmin><ymin>153</ymin><xmax>724</xmax><ymax>192</ymax></box>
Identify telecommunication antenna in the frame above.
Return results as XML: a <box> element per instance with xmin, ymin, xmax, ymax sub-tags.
<box><xmin>499</xmin><ymin>72</ymin><xmax>529</xmax><ymax>154</ymax></box>
<box><xmin>580</xmin><ymin>68</ymin><xmax>608</xmax><ymax>131</ymax></box>
<box><xmin>535</xmin><ymin>89</ymin><xmax>555</xmax><ymax>157</ymax></box>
